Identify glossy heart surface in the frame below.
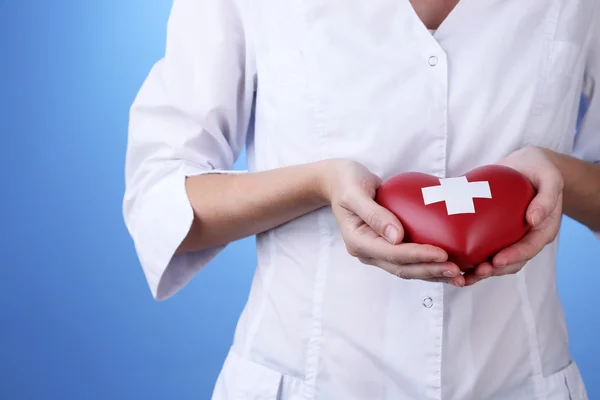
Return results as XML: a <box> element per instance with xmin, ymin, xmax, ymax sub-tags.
<box><xmin>375</xmin><ymin>165</ymin><xmax>536</xmax><ymax>270</ymax></box>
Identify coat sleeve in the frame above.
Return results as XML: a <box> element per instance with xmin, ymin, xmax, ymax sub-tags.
<box><xmin>122</xmin><ymin>0</ymin><xmax>256</xmax><ymax>300</ymax></box>
<box><xmin>570</xmin><ymin>18</ymin><xmax>600</xmax><ymax>238</ymax></box>
<box><xmin>572</xmin><ymin>19</ymin><xmax>600</xmax><ymax>163</ymax></box>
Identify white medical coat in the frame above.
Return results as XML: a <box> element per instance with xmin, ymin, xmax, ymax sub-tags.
<box><xmin>123</xmin><ymin>0</ymin><xmax>600</xmax><ymax>398</ymax></box>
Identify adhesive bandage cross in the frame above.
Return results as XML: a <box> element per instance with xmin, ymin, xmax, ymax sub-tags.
<box><xmin>421</xmin><ymin>176</ymin><xmax>492</xmax><ymax>215</ymax></box>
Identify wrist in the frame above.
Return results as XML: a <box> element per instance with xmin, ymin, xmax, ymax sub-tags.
<box><xmin>536</xmin><ymin>147</ymin><xmax>567</xmax><ymax>183</ymax></box>
<box><xmin>536</xmin><ymin>146</ymin><xmax>558</xmax><ymax>162</ymax></box>
<box><xmin>311</xmin><ymin>159</ymin><xmax>338</xmax><ymax>205</ymax></box>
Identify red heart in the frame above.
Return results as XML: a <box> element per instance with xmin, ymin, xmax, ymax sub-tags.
<box><xmin>375</xmin><ymin>165</ymin><xmax>536</xmax><ymax>270</ymax></box>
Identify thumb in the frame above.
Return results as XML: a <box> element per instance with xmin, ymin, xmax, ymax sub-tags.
<box><xmin>526</xmin><ymin>172</ymin><xmax>562</xmax><ymax>228</ymax></box>
<box><xmin>348</xmin><ymin>191</ymin><xmax>404</xmax><ymax>244</ymax></box>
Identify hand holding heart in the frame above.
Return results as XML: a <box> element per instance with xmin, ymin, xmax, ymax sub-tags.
<box><xmin>323</xmin><ymin>159</ymin><xmax>465</xmax><ymax>287</ymax></box>
<box><xmin>326</xmin><ymin>147</ymin><xmax>562</xmax><ymax>287</ymax></box>
<box><xmin>462</xmin><ymin>147</ymin><xmax>563</xmax><ymax>285</ymax></box>
<box><xmin>371</xmin><ymin>146</ymin><xmax>563</xmax><ymax>286</ymax></box>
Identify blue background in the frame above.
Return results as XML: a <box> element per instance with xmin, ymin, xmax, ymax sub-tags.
<box><xmin>0</xmin><ymin>1</ymin><xmax>598</xmax><ymax>399</ymax></box>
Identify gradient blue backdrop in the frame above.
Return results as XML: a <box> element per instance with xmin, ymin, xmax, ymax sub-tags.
<box><xmin>0</xmin><ymin>1</ymin><xmax>598</xmax><ymax>399</ymax></box>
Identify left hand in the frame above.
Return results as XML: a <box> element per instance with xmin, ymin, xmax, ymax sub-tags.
<box><xmin>464</xmin><ymin>147</ymin><xmax>564</xmax><ymax>286</ymax></box>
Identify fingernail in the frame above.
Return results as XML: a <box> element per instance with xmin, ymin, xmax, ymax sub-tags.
<box><xmin>443</xmin><ymin>271</ymin><xmax>455</xmax><ymax>278</ymax></box>
<box><xmin>384</xmin><ymin>225</ymin><xmax>399</xmax><ymax>244</ymax></box>
<box><xmin>530</xmin><ymin>208</ymin><xmax>543</xmax><ymax>227</ymax></box>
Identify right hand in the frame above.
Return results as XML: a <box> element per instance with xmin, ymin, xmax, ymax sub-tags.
<box><xmin>321</xmin><ymin>159</ymin><xmax>465</xmax><ymax>287</ymax></box>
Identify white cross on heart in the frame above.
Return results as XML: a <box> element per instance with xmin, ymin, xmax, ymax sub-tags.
<box><xmin>421</xmin><ymin>176</ymin><xmax>492</xmax><ymax>215</ymax></box>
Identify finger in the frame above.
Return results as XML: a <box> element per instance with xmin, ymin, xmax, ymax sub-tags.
<box><xmin>374</xmin><ymin>175</ymin><xmax>383</xmax><ymax>187</ymax></box>
<box><xmin>365</xmin><ymin>259</ymin><xmax>462</xmax><ymax>281</ymax></box>
<box><xmin>354</xmin><ymin>241</ymin><xmax>449</xmax><ymax>265</ymax></box>
<box><xmin>491</xmin><ymin>262</ymin><xmax>526</xmax><ymax>277</ymax></box>
<box><xmin>471</xmin><ymin>262</ymin><xmax>494</xmax><ymax>277</ymax></box>
<box><xmin>492</xmin><ymin>214</ymin><xmax>560</xmax><ymax>267</ymax></box>
<box><xmin>464</xmin><ymin>274</ymin><xmax>487</xmax><ymax>286</ymax></box>
<box><xmin>344</xmin><ymin>190</ymin><xmax>405</xmax><ymax>244</ymax></box>
<box><xmin>352</xmin><ymin>239</ymin><xmax>448</xmax><ymax>265</ymax></box>
<box><xmin>526</xmin><ymin>171</ymin><xmax>563</xmax><ymax>228</ymax></box>
<box><xmin>424</xmin><ymin>275</ymin><xmax>466</xmax><ymax>288</ymax></box>
<box><xmin>464</xmin><ymin>262</ymin><xmax>525</xmax><ymax>286</ymax></box>
<box><xmin>463</xmin><ymin>263</ymin><xmax>494</xmax><ymax>286</ymax></box>
<box><xmin>492</xmin><ymin>231</ymin><xmax>543</xmax><ymax>266</ymax></box>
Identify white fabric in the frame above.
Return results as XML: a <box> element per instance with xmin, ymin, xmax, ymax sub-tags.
<box><xmin>123</xmin><ymin>0</ymin><xmax>600</xmax><ymax>399</ymax></box>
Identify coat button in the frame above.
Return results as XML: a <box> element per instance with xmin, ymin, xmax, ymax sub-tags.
<box><xmin>422</xmin><ymin>296</ymin><xmax>434</xmax><ymax>308</ymax></box>
<box><xmin>428</xmin><ymin>56</ymin><xmax>438</xmax><ymax>66</ymax></box>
